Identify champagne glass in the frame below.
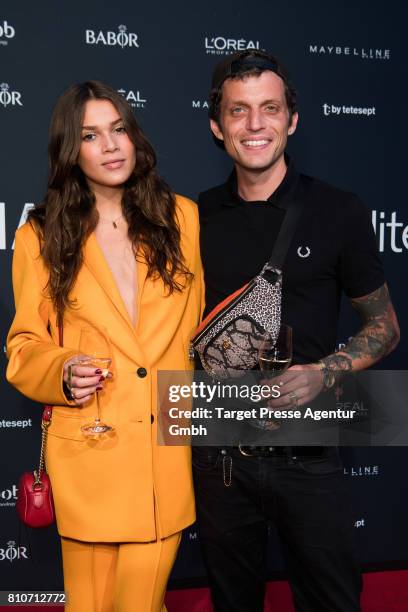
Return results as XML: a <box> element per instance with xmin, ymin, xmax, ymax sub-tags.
<box><xmin>254</xmin><ymin>324</ymin><xmax>293</xmax><ymax>430</ymax></box>
<box><xmin>79</xmin><ymin>326</ymin><xmax>114</xmax><ymax>436</ymax></box>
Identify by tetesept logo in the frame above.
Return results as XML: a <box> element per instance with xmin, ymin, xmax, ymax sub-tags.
<box><xmin>322</xmin><ymin>104</ymin><xmax>376</xmax><ymax>117</ymax></box>
<box><xmin>309</xmin><ymin>44</ymin><xmax>390</xmax><ymax>60</ymax></box>
<box><xmin>0</xmin><ymin>83</ymin><xmax>23</xmax><ymax>107</ymax></box>
<box><xmin>0</xmin><ymin>20</ymin><xmax>15</xmax><ymax>46</ymax></box>
<box><xmin>85</xmin><ymin>25</ymin><xmax>139</xmax><ymax>49</ymax></box>
<box><xmin>118</xmin><ymin>88</ymin><xmax>146</xmax><ymax>108</ymax></box>
<box><xmin>204</xmin><ymin>36</ymin><xmax>260</xmax><ymax>55</ymax></box>
<box><xmin>0</xmin><ymin>418</ymin><xmax>33</xmax><ymax>428</ymax></box>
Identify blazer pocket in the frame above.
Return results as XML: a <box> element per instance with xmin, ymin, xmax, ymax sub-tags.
<box><xmin>48</xmin><ymin>409</ymin><xmax>86</xmax><ymax>442</ymax></box>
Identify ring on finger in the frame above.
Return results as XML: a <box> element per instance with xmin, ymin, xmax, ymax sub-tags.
<box><xmin>68</xmin><ymin>364</ymin><xmax>74</xmax><ymax>388</ymax></box>
<box><xmin>288</xmin><ymin>391</ymin><xmax>298</xmax><ymax>407</ymax></box>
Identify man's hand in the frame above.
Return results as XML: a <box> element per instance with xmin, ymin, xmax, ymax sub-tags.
<box><xmin>266</xmin><ymin>363</ymin><xmax>324</xmax><ymax>409</ymax></box>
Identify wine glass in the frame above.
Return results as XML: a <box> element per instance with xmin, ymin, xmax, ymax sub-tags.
<box><xmin>259</xmin><ymin>324</ymin><xmax>293</xmax><ymax>376</ymax></box>
<box><xmin>254</xmin><ymin>324</ymin><xmax>293</xmax><ymax>430</ymax></box>
<box><xmin>79</xmin><ymin>326</ymin><xmax>114</xmax><ymax>436</ymax></box>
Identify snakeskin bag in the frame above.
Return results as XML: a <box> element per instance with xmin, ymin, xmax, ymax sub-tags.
<box><xmin>192</xmin><ymin>196</ymin><xmax>304</xmax><ymax>379</ymax></box>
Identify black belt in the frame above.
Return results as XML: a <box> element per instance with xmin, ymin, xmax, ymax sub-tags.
<box><xmin>237</xmin><ymin>445</ymin><xmax>325</xmax><ymax>458</ymax></box>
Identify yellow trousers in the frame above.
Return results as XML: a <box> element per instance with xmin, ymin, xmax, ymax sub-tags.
<box><xmin>61</xmin><ymin>532</ymin><xmax>181</xmax><ymax>612</ymax></box>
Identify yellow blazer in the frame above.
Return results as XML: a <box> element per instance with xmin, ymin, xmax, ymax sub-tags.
<box><xmin>7</xmin><ymin>195</ymin><xmax>204</xmax><ymax>542</ymax></box>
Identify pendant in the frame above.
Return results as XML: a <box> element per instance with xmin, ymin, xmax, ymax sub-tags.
<box><xmin>113</xmin><ymin>221</ymin><xmax>118</xmax><ymax>229</ymax></box>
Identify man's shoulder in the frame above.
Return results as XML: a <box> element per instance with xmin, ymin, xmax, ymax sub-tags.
<box><xmin>299</xmin><ymin>172</ymin><xmax>358</xmax><ymax>204</ymax></box>
<box><xmin>198</xmin><ymin>181</ymin><xmax>231</xmax><ymax>216</ymax></box>
<box><xmin>298</xmin><ymin>172</ymin><xmax>369</xmax><ymax>219</ymax></box>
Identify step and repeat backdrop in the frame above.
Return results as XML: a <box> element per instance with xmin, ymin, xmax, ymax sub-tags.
<box><xmin>1</xmin><ymin>0</ymin><xmax>406</xmax><ymax>590</ymax></box>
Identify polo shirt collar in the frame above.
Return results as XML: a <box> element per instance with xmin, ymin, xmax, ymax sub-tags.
<box><xmin>225</xmin><ymin>154</ymin><xmax>299</xmax><ymax>210</ymax></box>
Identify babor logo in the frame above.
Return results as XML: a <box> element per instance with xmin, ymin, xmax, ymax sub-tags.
<box><xmin>0</xmin><ymin>541</ymin><xmax>28</xmax><ymax>562</ymax></box>
<box><xmin>0</xmin><ymin>83</ymin><xmax>23</xmax><ymax>107</ymax></box>
<box><xmin>85</xmin><ymin>25</ymin><xmax>139</xmax><ymax>49</ymax></box>
<box><xmin>205</xmin><ymin>36</ymin><xmax>260</xmax><ymax>55</ymax></box>
<box><xmin>0</xmin><ymin>485</ymin><xmax>18</xmax><ymax>507</ymax></box>
<box><xmin>0</xmin><ymin>20</ymin><xmax>15</xmax><ymax>45</ymax></box>
<box><xmin>118</xmin><ymin>88</ymin><xmax>146</xmax><ymax>108</ymax></box>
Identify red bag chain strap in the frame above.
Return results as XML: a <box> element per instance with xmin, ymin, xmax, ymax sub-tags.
<box><xmin>16</xmin><ymin>323</ymin><xmax>63</xmax><ymax>528</ymax></box>
<box><xmin>35</xmin><ymin>322</ymin><xmax>63</xmax><ymax>481</ymax></box>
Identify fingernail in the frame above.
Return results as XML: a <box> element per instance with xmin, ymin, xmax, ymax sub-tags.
<box><xmin>95</xmin><ymin>369</ymin><xmax>102</xmax><ymax>374</ymax></box>
<box><xmin>99</xmin><ymin>376</ymin><xmax>105</xmax><ymax>382</ymax></box>
<box><xmin>96</xmin><ymin>386</ymin><xmax>103</xmax><ymax>391</ymax></box>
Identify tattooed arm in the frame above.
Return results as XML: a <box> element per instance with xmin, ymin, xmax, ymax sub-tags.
<box><xmin>320</xmin><ymin>283</ymin><xmax>400</xmax><ymax>380</ymax></box>
<box><xmin>268</xmin><ymin>283</ymin><xmax>399</xmax><ymax>408</ymax></box>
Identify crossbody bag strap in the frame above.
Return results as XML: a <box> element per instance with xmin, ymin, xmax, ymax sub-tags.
<box><xmin>267</xmin><ymin>192</ymin><xmax>305</xmax><ymax>270</ymax></box>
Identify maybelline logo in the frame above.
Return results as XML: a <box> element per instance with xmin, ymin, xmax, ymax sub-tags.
<box><xmin>309</xmin><ymin>45</ymin><xmax>390</xmax><ymax>60</ymax></box>
<box><xmin>0</xmin><ymin>20</ymin><xmax>15</xmax><ymax>45</ymax></box>
<box><xmin>344</xmin><ymin>465</ymin><xmax>379</xmax><ymax>476</ymax></box>
<box><xmin>323</xmin><ymin>104</ymin><xmax>376</xmax><ymax>117</ymax></box>
<box><xmin>0</xmin><ymin>541</ymin><xmax>28</xmax><ymax>562</ymax></box>
<box><xmin>205</xmin><ymin>36</ymin><xmax>260</xmax><ymax>55</ymax></box>
<box><xmin>0</xmin><ymin>485</ymin><xmax>18</xmax><ymax>507</ymax></box>
<box><xmin>118</xmin><ymin>88</ymin><xmax>146</xmax><ymax>109</ymax></box>
<box><xmin>0</xmin><ymin>83</ymin><xmax>23</xmax><ymax>107</ymax></box>
<box><xmin>85</xmin><ymin>25</ymin><xmax>139</xmax><ymax>48</ymax></box>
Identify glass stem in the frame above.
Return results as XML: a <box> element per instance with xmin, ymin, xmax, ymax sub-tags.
<box><xmin>96</xmin><ymin>391</ymin><xmax>101</xmax><ymax>423</ymax></box>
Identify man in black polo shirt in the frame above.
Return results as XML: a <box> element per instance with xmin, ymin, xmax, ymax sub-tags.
<box><xmin>193</xmin><ymin>50</ymin><xmax>400</xmax><ymax>612</ymax></box>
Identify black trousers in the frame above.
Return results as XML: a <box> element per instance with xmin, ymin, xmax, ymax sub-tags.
<box><xmin>192</xmin><ymin>446</ymin><xmax>362</xmax><ymax>612</ymax></box>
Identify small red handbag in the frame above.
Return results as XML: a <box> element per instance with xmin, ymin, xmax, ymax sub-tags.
<box><xmin>17</xmin><ymin>406</ymin><xmax>55</xmax><ymax>528</ymax></box>
<box><xmin>16</xmin><ymin>324</ymin><xmax>63</xmax><ymax>528</ymax></box>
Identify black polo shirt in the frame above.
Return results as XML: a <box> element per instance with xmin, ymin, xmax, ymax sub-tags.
<box><xmin>198</xmin><ymin>158</ymin><xmax>385</xmax><ymax>365</ymax></box>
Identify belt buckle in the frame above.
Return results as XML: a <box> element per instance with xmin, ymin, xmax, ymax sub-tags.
<box><xmin>238</xmin><ymin>444</ymin><xmax>277</xmax><ymax>457</ymax></box>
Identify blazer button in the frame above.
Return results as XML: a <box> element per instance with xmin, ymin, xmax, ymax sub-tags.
<box><xmin>151</xmin><ymin>414</ymin><xmax>155</xmax><ymax>424</ymax></box>
<box><xmin>137</xmin><ymin>367</ymin><xmax>147</xmax><ymax>378</ymax></box>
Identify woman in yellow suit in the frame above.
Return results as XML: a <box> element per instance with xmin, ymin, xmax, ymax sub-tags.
<box><xmin>7</xmin><ymin>81</ymin><xmax>203</xmax><ymax>612</ymax></box>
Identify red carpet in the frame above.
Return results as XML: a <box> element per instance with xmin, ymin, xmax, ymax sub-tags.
<box><xmin>3</xmin><ymin>570</ymin><xmax>408</xmax><ymax>610</ymax></box>
<box><xmin>165</xmin><ymin>571</ymin><xmax>408</xmax><ymax>611</ymax></box>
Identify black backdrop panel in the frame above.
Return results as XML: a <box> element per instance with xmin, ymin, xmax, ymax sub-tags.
<box><xmin>1</xmin><ymin>0</ymin><xmax>407</xmax><ymax>589</ymax></box>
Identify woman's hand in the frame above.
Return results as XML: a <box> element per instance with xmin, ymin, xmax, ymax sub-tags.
<box><xmin>63</xmin><ymin>355</ymin><xmax>112</xmax><ymax>406</ymax></box>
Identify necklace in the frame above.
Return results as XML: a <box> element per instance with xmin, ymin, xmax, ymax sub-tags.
<box><xmin>98</xmin><ymin>213</ymin><xmax>123</xmax><ymax>229</ymax></box>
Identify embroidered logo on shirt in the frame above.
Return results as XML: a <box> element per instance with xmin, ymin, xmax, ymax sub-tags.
<box><xmin>297</xmin><ymin>246</ymin><xmax>311</xmax><ymax>258</ymax></box>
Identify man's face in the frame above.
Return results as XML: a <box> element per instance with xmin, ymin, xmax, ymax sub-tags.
<box><xmin>211</xmin><ymin>71</ymin><xmax>298</xmax><ymax>174</ymax></box>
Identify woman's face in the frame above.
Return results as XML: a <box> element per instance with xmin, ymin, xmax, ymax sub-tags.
<box><xmin>77</xmin><ymin>99</ymin><xmax>136</xmax><ymax>190</ymax></box>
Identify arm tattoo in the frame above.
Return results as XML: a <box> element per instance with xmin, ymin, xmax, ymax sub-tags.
<box><xmin>321</xmin><ymin>283</ymin><xmax>399</xmax><ymax>378</ymax></box>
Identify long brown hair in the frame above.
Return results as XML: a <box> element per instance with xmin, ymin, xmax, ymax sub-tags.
<box><xmin>29</xmin><ymin>80</ymin><xmax>191</xmax><ymax>324</ymax></box>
